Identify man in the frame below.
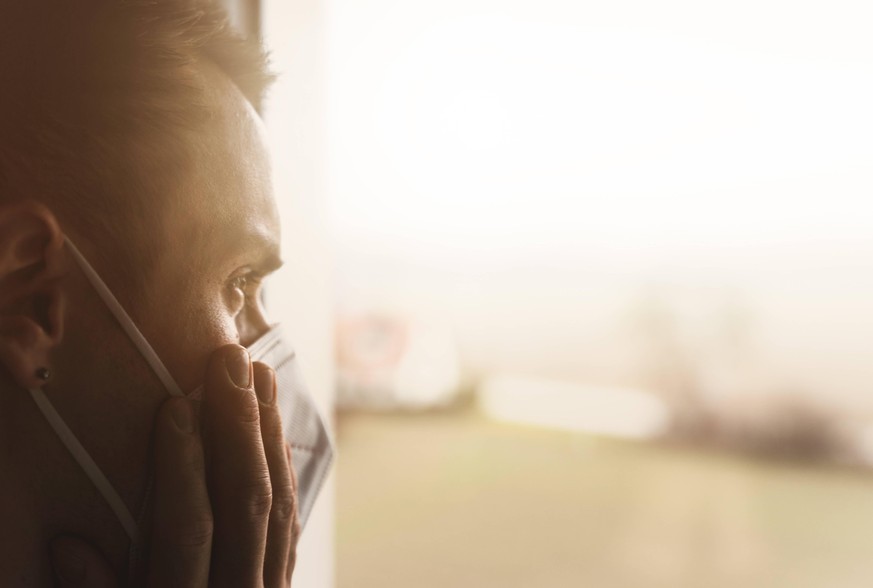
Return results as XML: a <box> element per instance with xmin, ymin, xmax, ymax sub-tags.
<box><xmin>0</xmin><ymin>0</ymin><xmax>330</xmax><ymax>586</ymax></box>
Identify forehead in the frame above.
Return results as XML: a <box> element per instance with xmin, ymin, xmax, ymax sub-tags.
<box><xmin>162</xmin><ymin>64</ymin><xmax>280</xmax><ymax>272</ymax></box>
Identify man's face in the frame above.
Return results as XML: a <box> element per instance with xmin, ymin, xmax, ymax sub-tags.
<box><xmin>124</xmin><ymin>64</ymin><xmax>282</xmax><ymax>393</ymax></box>
<box><xmin>17</xmin><ymin>64</ymin><xmax>286</xmax><ymax>568</ymax></box>
<box><xmin>0</xmin><ymin>50</ymin><xmax>290</xmax><ymax>578</ymax></box>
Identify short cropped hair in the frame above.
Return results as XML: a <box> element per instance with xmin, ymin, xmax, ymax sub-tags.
<box><xmin>0</xmin><ymin>0</ymin><xmax>274</xmax><ymax>280</ymax></box>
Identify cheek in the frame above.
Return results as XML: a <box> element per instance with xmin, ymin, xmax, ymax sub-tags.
<box><xmin>200</xmin><ymin>292</ymin><xmax>245</xmax><ymax>349</ymax></box>
<box><xmin>149</xmin><ymin>292</ymin><xmax>243</xmax><ymax>392</ymax></box>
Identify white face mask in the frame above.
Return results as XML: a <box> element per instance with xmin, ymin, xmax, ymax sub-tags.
<box><xmin>27</xmin><ymin>238</ymin><xmax>333</xmax><ymax>545</ymax></box>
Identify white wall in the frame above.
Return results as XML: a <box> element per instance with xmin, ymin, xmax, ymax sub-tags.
<box><xmin>262</xmin><ymin>0</ymin><xmax>336</xmax><ymax>586</ymax></box>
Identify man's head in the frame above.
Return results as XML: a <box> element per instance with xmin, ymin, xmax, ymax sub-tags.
<box><xmin>0</xmin><ymin>0</ymin><xmax>283</xmax><ymax>574</ymax></box>
<box><xmin>0</xmin><ymin>0</ymin><xmax>275</xmax><ymax>292</ymax></box>
<box><xmin>0</xmin><ymin>0</ymin><xmax>281</xmax><ymax>380</ymax></box>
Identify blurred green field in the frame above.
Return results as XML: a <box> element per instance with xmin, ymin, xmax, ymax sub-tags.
<box><xmin>336</xmin><ymin>410</ymin><xmax>873</xmax><ymax>588</ymax></box>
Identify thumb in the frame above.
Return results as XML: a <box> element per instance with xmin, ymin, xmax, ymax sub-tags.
<box><xmin>49</xmin><ymin>536</ymin><xmax>118</xmax><ymax>588</ymax></box>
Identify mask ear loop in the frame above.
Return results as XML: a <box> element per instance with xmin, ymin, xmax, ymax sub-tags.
<box><xmin>26</xmin><ymin>239</ymin><xmax>189</xmax><ymax>542</ymax></box>
<box><xmin>28</xmin><ymin>386</ymin><xmax>139</xmax><ymax>540</ymax></box>
<box><xmin>65</xmin><ymin>239</ymin><xmax>184</xmax><ymax>397</ymax></box>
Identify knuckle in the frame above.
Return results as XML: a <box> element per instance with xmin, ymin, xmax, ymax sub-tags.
<box><xmin>270</xmin><ymin>483</ymin><xmax>297</xmax><ymax>523</ymax></box>
<box><xmin>234</xmin><ymin>391</ymin><xmax>262</xmax><ymax>425</ymax></box>
<box><xmin>242</xmin><ymin>477</ymin><xmax>274</xmax><ymax>520</ymax></box>
<box><xmin>176</xmin><ymin>516</ymin><xmax>215</xmax><ymax>549</ymax></box>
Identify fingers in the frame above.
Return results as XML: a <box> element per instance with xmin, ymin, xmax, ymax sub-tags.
<box><xmin>202</xmin><ymin>345</ymin><xmax>271</xmax><ymax>587</ymax></box>
<box><xmin>254</xmin><ymin>363</ymin><xmax>297</xmax><ymax>588</ymax></box>
<box><xmin>285</xmin><ymin>443</ymin><xmax>301</xmax><ymax>586</ymax></box>
<box><xmin>148</xmin><ymin>398</ymin><xmax>212</xmax><ymax>588</ymax></box>
<box><xmin>49</xmin><ymin>536</ymin><xmax>118</xmax><ymax>588</ymax></box>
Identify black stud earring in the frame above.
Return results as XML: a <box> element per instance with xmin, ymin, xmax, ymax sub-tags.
<box><xmin>35</xmin><ymin>367</ymin><xmax>51</xmax><ymax>382</ymax></box>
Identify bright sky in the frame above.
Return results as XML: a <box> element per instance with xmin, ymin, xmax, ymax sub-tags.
<box><xmin>326</xmin><ymin>0</ymin><xmax>873</xmax><ymax>409</ymax></box>
<box><xmin>328</xmin><ymin>0</ymin><xmax>873</xmax><ymax>267</ymax></box>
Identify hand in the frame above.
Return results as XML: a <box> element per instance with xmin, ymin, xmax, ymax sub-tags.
<box><xmin>48</xmin><ymin>345</ymin><xmax>300</xmax><ymax>587</ymax></box>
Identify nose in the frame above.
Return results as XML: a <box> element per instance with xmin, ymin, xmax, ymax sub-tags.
<box><xmin>237</xmin><ymin>305</ymin><xmax>271</xmax><ymax>348</ymax></box>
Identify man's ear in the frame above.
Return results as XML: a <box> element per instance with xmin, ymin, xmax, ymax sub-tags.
<box><xmin>0</xmin><ymin>200</ymin><xmax>66</xmax><ymax>389</ymax></box>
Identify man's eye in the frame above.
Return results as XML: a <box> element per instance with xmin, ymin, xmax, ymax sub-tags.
<box><xmin>228</xmin><ymin>272</ymin><xmax>264</xmax><ymax>306</ymax></box>
<box><xmin>230</xmin><ymin>275</ymin><xmax>250</xmax><ymax>292</ymax></box>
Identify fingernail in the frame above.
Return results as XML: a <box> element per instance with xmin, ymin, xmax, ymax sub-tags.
<box><xmin>227</xmin><ymin>347</ymin><xmax>251</xmax><ymax>388</ymax></box>
<box><xmin>171</xmin><ymin>399</ymin><xmax>195</xmax><ymax>434</ymax></box>
<box><xmin>50</xmin><ymin>538</ymin><xmax>86</xmax><ymax>584</ymax></box>
<box><xmin>254</xmin><ymin>364</ymin><xmax>276</xmax><ymax>406</ymax></box>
